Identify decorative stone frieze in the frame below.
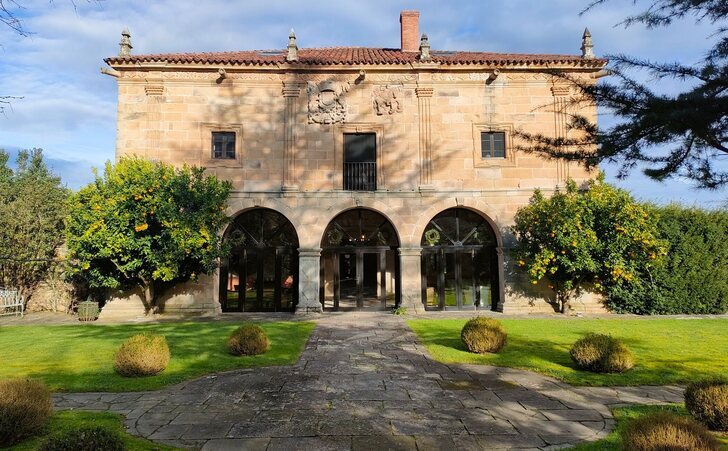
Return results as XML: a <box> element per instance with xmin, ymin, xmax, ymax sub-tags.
<box><xmin>307</xmin><ymin>80</ymin><xmax>350</xmax><ymax>124</ymax></box>
<box><xmin>372</xmin><ymin>85</ymin><xmax>403</xmax><ymax>115</ymax></box>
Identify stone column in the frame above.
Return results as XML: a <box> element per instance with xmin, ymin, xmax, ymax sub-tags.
<box><xmin>282</xmin><ymin>82</ymin><xmax>300</xmax><ymax>191</ymax></box>
<box><xmin>296</xmin><ymin>248</ymin><xmax>323</xmax><ymax>313</ymax></box>
<box><xmin>495</xmin><ymin>246</ymin><xmax>506</xmax><ymax>312</ymax></box>
<box><xmin>416</xmin><ymin>87</ymin><xmax>434</xmax><ymax>191</ymax></box>
<box><xmin>399</xmin><ymin>247</ymin><xmax>424</xmax><ymax>313</ymax></box>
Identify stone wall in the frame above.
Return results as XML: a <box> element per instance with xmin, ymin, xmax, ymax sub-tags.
<box><xmin>111</xmin><ymin>66</ymin><xmax>607</xmax><ymax>315</ymax></box>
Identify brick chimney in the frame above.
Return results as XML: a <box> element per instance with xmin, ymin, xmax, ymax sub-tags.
<box><xmin>400</xmin><ymin>10</ymin><xmax>420</xmax><ymax>52</ymax></box>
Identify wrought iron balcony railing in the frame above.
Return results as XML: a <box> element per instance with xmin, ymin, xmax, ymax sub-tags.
<box><xmin>343</xmin><ymin>162</ymin><xmax>376</xmax><ymax>191</ymax></box>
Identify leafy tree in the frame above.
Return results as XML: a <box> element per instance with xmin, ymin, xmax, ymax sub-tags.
<box><xmin>0</xmin><ymin>148</ymin><xmax>68</xmax><ymax>304</ymax></box>
<box><xmin>512</xmin><ymin>175</ymin><xmax>666</xmax><ymax>313</ymax></box>
<box><xmin>608</xmin><ymin>205</ymin><xmax>728</xmax><ymax>314</ymax></box>
<box><xmin>516</xmin><ymin>0</ymin><xmax>727</xmax><ymax>189</ymax></box>
<box><xmin>65</xmin><ymin>157</ymin><xmax>231</xmax><ymax>312</ymax></box>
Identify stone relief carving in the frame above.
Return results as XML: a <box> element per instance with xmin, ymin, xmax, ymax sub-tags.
<box><xmin>372</xmin><ymin>85</ymin><xmax>402</xmax><ymax>115</ymax></box>
<box><xmin>307</xmin><ymin>80</ymin><xmax>350</xmax><ymax>124</ymax></box>
<box><xmin>366</xmin><ymin>73</ymin><xmax>417</xmax><ymax>82</ymax></box>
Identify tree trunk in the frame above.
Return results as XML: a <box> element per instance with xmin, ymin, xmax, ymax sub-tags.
<box><xmin>142</xmin><ymin>281</ymin><xmax>156</xmax><ymax>314</ymax></box>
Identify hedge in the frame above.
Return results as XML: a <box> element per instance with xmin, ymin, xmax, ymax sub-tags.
<box><xmin>607</xmin><ymin>205</ymin><xmax>728</xmax><ymax>314</ymax></box>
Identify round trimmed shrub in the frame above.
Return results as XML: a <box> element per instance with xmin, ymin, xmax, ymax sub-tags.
<box><xmin>621</xmin><ymin>412</ymin><xmax>720</xmax><ymax>451</ymax></box>
<box><xmin>228</xmin><ymin>324</ymin><xmax>270</xmax><ymax>356</ymax></box>
<box><xmin>460</xmin><ymin>317</ymin><xmax>507</xmax><ymax>354</ymax></box>
<box><xmin>0</xmin><ymin>379</ymin><xmax>53</xmax><ymax>447</ymax></box>
<box><xmin>113</xmin><ymin>333</ymin><xmax>170</xmax><ymax>377</ymax></box>
<box><xmin>685</xmin><ymin>378</ymin><xmax>728</xmax><ymax>431</ymax></box>
<box><xmin>570</xmin><ymin>333</ymin><xmax>634</xmax><ymax>373</ymax></box>
<box><xmin>39</xmin><ymin>426</ymin><xmax>124</xmax><ymax>451</ymax></box>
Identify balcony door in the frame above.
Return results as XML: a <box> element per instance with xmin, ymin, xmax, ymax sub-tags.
<box><xmin>343</xmin><ymin>133</ymin><xmax>376</xmax><ymax>191</ymax></box>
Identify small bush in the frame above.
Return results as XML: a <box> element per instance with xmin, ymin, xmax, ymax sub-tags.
<box><xmin>685</xmin><ymin>378</ymin><xmax>728</xmax><ymax>431</ymax></box>
<box><xmin>228</xmin><ymin>324</ymin><xmax>270</xmax><ymax>356</ymax></box>
<box><xmin>392</xmin><ymin>306</ymin><xmax>408</xmax><ymax>316</ymax></box>
<box><xmin>570</xmin><ymin>333</ymin><xmax>634</xmax><ymax>373</ymax></box>
<box><xmin>0</xmin><ymin>379</ymin><xmax>53</xmax><ymax>447</ymax></box>
<box><xmin>113</xmin><ymin>333</ymin><xmax>170</xmax><ymax>377</ymax></box>
<box><xmin>621</xmin><ymin>411</ymin><xmax>719</xmax><ymax>451</ymax></box>
<box><xmin>39</xmin><ymin>426</ymin><xmax>124</xmax><ymax>451</ymax></box>
<box><xmin>460</xmin><ymin>317</ymin><xmax>507</xmax><ymax>354</ymax></box>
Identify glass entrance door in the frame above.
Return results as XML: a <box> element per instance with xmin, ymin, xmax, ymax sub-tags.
<box><xmin>421</xmin><ymin>249</ymin><xmax>486</xmax><ymax>310</ymax></box>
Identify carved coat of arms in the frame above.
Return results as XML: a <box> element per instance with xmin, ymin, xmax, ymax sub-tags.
<box><xmin>372</xmin><ymin>85</ymin><xmax>402</xmax><ymax>115</ymax></box>
<box><xmin>308</xmin><ymin>81</ymin><xmax>350</xmax><ymax>124</ymax></box>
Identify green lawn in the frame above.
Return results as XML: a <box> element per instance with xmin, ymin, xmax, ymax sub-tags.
<box><xmin>407</xmin><ymin>318</ymin><xmax>728</xmax><ymax>386</ymax></box>
<box><xmin>9</xmin><ymin>410</ymin><xmax>179</xmax><ymax>450</ymax></box>
<box><xmin>570</xmin><ymin>404</ymin><xmax>728</xmax><ymax>450</ymax></box>
<box><xmin>0</xmin><ymin>321</ymin><xmax>315</xmax><ymax>392</ymax></box>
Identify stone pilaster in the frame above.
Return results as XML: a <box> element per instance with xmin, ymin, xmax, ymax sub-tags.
<box><xmin>282</xmin><ymin>83</ymin><xmax>300</xmax><ymax>191</ymax></box>
<box><xmin>416</xmin><ymin>87</ymin><xmax>434</xmax><ymax>191</ymax></box>
<box><xmin>399</xmin><ymin>247</ymin><xmax>424</xmax><ymax>313</ymax></box>
<box><xmin>296</xmin><ymin>248</ymin><xmax>323</xmax><ymax>313</ymax></box>
<box><xmin>551</xmin><ymin>85</ymin><xmax>571</xmax><ymax>184</ymax></box>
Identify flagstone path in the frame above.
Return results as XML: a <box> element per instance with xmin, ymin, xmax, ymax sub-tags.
<box><xmin>53</xmin><ymin>313</ymin><xmax>683</xmax><ymax>450</ymax></box>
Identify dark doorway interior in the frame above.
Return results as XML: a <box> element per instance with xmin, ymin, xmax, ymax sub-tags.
<box><xmin>320</xmin><ymin>209</ymin><xmax>400</xmax><ymax>311</ymax></box>
<box><xmin>421</xmin><ymin>208</ymin><xmax>499</xmax><ymax>311</ymax></box>
<box><xmin>220</xmin><ymin>209</ymin><xmax>299</xmax><ymax>312</ymax></box>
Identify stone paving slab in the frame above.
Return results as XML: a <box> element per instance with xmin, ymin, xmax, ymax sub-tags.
<box><xmin>52</xmin><ymin>313</ymin><xmax>686</xmax><ymax>450</ymax></box>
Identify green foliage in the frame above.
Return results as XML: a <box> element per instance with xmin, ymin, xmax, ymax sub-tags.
<box><xmin>570</xmin><ymin>333</ymin><xmax>634</xmax><ymax>373</ymax></box>
<box><xmin>65</xmin><ymin>157</ymin><xmax>231</xmax><ymax>310</ymax></box>
<box><xmin>515</xmin><ymin>0</ymin><xmax>728</xmax><ymax>189</ymax></box>
<box><xmin>227</xmin><ymin>324</ymin><xmax>270</xmax><ymax>356</ymax></box>
<box><xmin>113</xmin><ymin>333</ymin><xmax>170</xmax><ymax>377</ymax></box>
<box><xmin>512</xmin><ymin>175</ymin><xmax>665</xmax><ymax>312</ymax></box>
<box><xmin>621</xmin><ymin>411</ymin><xmax>720</xmax><ymax>451</ymax></box>
<box><xmin>39</xmin><ymin>426</ymin><xmax>124</xmax><ymax>451</ymax></box>
<box><xmin>391</xmin><ymin>306</ymin><xmax>408</xmax><ymax>316</ymax></box>
<box><xmin>10</xmin><ymin>411</ymin><xmax>177</xmax><ymax>451</ymax></box>
<box><xmin>0</xmin><ymin>149</ymin><xmax>68</xmax><ymax>303</ymax></box>
<box><xmin>0</xmin><ymin>378</ymin><xmax>53</xmax><ymax>447</ymax></box>
<box><xmin>607</xmin><ymin>205</ymin><xmax>728</xmax><ymax>314</ymax></box>
<box><xmin>460</xmin><ymin>317</ymin><xmax>507</xmax><ymax>354</ymax></box>
<box><xmin>685</xmin><ymin>378</ymin><xmax>728</xmax><ymax>431</ymax></box>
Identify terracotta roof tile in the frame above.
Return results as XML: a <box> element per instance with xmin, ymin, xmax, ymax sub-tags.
<box><xmin>105</xmin><ymin>47</ymin><xmax>607</xmax><ymax>68</ymax></box>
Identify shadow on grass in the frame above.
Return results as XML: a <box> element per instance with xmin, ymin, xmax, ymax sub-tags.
<box><xmin>0</xmin><ymin>321</ymin><xmax>315</xmax><ymax>392</ymax></box>
<box><xmin>407</xmin><ymin>319</ymin><xmax>727</xmax><ymax>386</ymax></box>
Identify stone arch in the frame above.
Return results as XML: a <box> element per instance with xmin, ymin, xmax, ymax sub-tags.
<box><xmin>319</xmin><ymin>207</ymin><xmax>401</xmax><ymax>310</ymax></box>
<box><xmin>410</xmin><ymin>197</ymin><xmax>505</xmax><ymax>248</ymax></box>
<box><xmin>293</xmin><ymin>197</ymin><xmax>408</xmax><ymax>250</ymax></box>
<box><xmin>219</xmin><ymin>207</ymin><xmax>300</xmax><ymax>312</ymax></box>
<box><xmin>418</xmin><ymin>205</ymin><xmax>505</xmax><ymax>311</ymax></box>
<box><xmin>224</xmin><ymin>198</ymin><xmax>304</xmax><ymax>241</ymax></box>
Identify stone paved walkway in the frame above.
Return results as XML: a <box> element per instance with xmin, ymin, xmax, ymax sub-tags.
<box><xmin>53</xmin><ymin>314</ymin><xmax>684</xmax><ymax>450</ymax></box>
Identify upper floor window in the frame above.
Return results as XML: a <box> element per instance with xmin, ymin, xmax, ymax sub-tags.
<box><xmin>343</xmin><ymin>133</ymin><xmax>377</xmax><ymax>191</ymax></box>
<box><xmin>212</xmin><ymin>132</ymin><xmax>236</xmax><ymax>159</ymax></box>
<box><xmin>481</xmin><ymin>131</ymin><xmax>506</xmax><ymax>159</ymax></box>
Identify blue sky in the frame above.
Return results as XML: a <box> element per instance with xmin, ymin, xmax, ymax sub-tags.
<box><xmin>0</xmin><ymin>0</ymin><xmax>725</xmax><ymax>207</ymax></box>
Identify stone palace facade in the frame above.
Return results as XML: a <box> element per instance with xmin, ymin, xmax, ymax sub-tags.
<box><xmin>102</xmin><ymin>11</ymin><xmax>608</xmax><ymax>316</ymax></box>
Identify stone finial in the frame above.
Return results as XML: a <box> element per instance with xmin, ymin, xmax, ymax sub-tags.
<box><xmin>119</xmin><ymin>28</ymin><xmax>132</xmax><ymax>57</ymax></box>
<box><xmin>286</xmin><ymin>28</ymin><xmax>298</xmax><ymax>62</ymax></box>
<box><xmin>419</xmin><ymin>33</ymin><xmax>431</xmax><ymax>61</ymax></box>
<box><xmin>581</xmin><ymin>28</ymin><xmax>594</xmax><ymax>59</ymax></box>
